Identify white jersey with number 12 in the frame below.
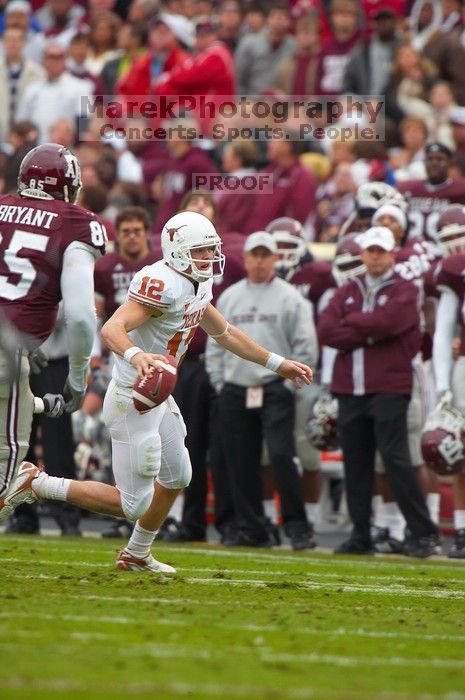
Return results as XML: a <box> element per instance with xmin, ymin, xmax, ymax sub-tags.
<box><xmin>112</xmin><ymin>261</ymin><xmax>213</xmax><ymax>387</ymax></box>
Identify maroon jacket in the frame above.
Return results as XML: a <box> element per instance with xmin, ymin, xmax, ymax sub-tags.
<box><xmin>318</xmin><ymin>271</ymin><xmax>422</xmax><ymax>396</ymax></box>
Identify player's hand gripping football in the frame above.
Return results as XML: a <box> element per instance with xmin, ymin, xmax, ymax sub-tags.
<box><xmin>277</xmin><ymin>360</ymin><xmax>313</xmax><ymax>389</ymax></box>
<box><xmin>130</xmin><ymin>352</ymin><xmax>170</xmax><ymax>379</ymax></box>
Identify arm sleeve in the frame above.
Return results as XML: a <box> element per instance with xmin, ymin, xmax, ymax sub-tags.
<box><xmin>60</xmin><ymin>244</ymin><xmax>97</xmax><ymax>392</ymax></box>
<box><xmin>166</xmin><ymin>54</ymin><xmax>224</xmax><ymax>92</ymax></box>
<box><xmin>432</xmin><ymin>289</ymin><xmax>459</xmax><ymax>393</ymax></box>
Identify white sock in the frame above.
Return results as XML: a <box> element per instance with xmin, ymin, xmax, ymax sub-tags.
<box><xmin>305</xmin><ymin>502</ymin><xmax>319</xmax><ymax>526</ymax></box>
<box><xmin>372</xmin><ymin>495</ymin><xmax>387</xmax><ymax>529</ymax></box>
<box><xmin>125</xmin><ymin>521</ymin><xmax>158</xmax><ymax>559</ymax></box>
<box><xmin>263</xmin><ymin>498</ymin><xmax>276</xmax><ymax>522</ymax></box>
<box><xmin>32</xmin><ymin>472</ymin><xmax>71</xmax><ymax>501</ymax></box>
<box><xmin>384</xmin><ymin>502</ymin><xmax>406</xmax><ymax>541</ymax></box>
<box><xmin>454</xmin><ymin>510</ymin><xmax>465</xmax><ymax>531</ymax></box>
<box><xmin>426</xmin><ymin>492</ymin><xmax>441</xmax><ymax>524</ymax></box>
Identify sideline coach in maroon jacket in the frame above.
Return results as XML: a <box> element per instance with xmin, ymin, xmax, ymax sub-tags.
<box><xmin>318</xmin><ymin>226</ymin><xmax>439</xmax><ymax>558</ymax></box>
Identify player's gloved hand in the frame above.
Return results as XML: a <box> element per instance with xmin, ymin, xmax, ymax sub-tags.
<box><xmin>42</xmin><ymin>393</ymin><xmax>66</xmax><ymax>418</ymax></box>
<box><xmin>435</xmin><ymin>389</ymin><xmax>453</xmax><ymax>411</ymax></box>
<box><xmin>29</xmin><ymin>348</ymin><xmax>48</xmax><ymax>375</ymax></box>
<box><xmin>63</xmin><ymin>379</ymin><xmax>86</xmax><ymax>413</ymax></box>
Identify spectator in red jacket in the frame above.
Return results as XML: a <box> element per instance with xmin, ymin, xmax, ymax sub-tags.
<box><xmin>154</xmin><ymin>17</ymin><xmax>235</xmax><ymax>135</ymax></box>
<box><xmin>318</xmin><ymin>225</ymin><xmax>440</xmax><ymax>558</ymax></box>
<box><xmin>116</xmin><ymin>13</ymin><xmax>193</xmax><ymax>102</ymax></box>
<box><xmin>244</xmin><ymin>134</ymin><xmax>317</xmax><ymax>234</ymax></box>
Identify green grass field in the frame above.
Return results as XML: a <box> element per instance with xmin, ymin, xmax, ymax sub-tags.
<box><xmin>1</xmin><ymin>536</ymin><xmax>465</xmax><ymax>700</ymax></box>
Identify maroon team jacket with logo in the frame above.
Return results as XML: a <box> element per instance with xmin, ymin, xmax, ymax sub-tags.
<box><xmin>318</xmin><ymin>271</ymin><xmax>422</xmax><ymax>396</ymax></box>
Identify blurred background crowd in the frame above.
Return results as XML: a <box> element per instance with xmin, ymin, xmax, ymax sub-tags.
<box><xmin>4</xmin><ymin>0</ymin><xmax>465</xmax><ymax>558</ymax></box>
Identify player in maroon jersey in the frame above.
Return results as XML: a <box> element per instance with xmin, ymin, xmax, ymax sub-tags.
<box><xmin>0</xmin><ymin>143</ymin><xmax>106</xmax><ymax>501</ymax></box>
<box><xmin>369</xmin><ymin>202</ymin><xmax>442</xmax><ymax>550</ymax></box>
<box><xmin>398</xmin><ymin>142</ymin><xmax>465</xmax><ymax>241</ymax></box>
<box><xmin>431</xmin><ymin>205</ymin><xmax>465</xmax><ymax>557</ymax></box>
<box><xmin>94</xmin><ymin>207</ymin><xmax>159</xmax><ymax>325</ymax></box>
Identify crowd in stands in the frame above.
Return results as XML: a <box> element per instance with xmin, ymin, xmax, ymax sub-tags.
<box><xmin>5</xmin><ymin>0</ymin><xmax>465</xmax><ymax>559</ymax></box>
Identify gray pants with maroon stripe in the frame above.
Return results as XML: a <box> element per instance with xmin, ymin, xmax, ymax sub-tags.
<box><xmin>0</xmin><ymin>349</ymin><xmax>33</xmax><ymax>498</ymax></box>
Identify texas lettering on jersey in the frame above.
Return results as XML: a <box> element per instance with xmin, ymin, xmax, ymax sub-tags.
<box><xmin>112</xmin><ymin>260</ymin><xmax>214</xmax><ymax>388</ymax></box>
<box><xmin>0</xmin><ymin>194</ymin><xmax>106</xmax><ymax>343</ymax></box>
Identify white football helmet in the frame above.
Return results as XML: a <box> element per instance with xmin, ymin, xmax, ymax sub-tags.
<box><xmin>161</xmin><ymin>211</ymin><xmax>225</xmax><ymax>282</ymax></box>
<box><xmin>356</xmin><ymin>183</ymin><xmax>407</xmax><ymax>214</ymax></box>
<box><xmin>305</xmin><ymin>392</ymin><xmax>340</xmax><ymax>451</ymax></box>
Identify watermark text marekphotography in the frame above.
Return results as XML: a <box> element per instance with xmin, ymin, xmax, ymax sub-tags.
<box><xmin>192</xmin><ymin>173</ymin><xmax>274</xmax><ymax>194</ymax></box>
<box><xmin>81</xmin><ymin>94</ymin><xmax>385</xmax><ymax>142</ymax></box>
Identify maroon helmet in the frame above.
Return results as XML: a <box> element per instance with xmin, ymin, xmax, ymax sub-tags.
<box><xmin>421</xmin><ymin>405</ymin><xmax>465</xmax><ymax>475</ymax></box>
<box><xmin>18</xmin><ymin>143</ymin><xmax>82</xmax><ymax>204</ymax></box>
<box><xmin>305</xmin><ymin>393</ymin><xmax>340</xmax><ymax>451</ymax></box>
<box><xmin>332</xmin><ymin>233</ymin><xmax>366</xmax><ymax>286</ymax></box>
<box><xmin>436</xmin><ymin>205</ymin><xmax>465</xmax><ymax>257</ymax></box>
<box><xmin>265</xmin><ymin>216</ymin><xmax>306</xmax><ymax>272</ymax></box>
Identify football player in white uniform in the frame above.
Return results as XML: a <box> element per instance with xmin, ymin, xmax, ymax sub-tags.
<box><xmin>0</xmin><ymin>212</ymin><xmax>313</xmax><ymax>573</ymax></box>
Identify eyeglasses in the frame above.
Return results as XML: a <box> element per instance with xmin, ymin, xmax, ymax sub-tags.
<box><xmin>45</xmin><ymin>53</ymin><xmax>66</xmax><ymax>60</ymax></box>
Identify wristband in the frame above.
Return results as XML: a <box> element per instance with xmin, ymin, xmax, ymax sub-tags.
<box><xmin>266</xmin><ymin>352</ymin><xmax>284</xmax><ymax>372</ymax></box>
<box><xmin>123</xmin><ymin>346</ymin><xmax>143</xmax><ymax>364</ymax></box>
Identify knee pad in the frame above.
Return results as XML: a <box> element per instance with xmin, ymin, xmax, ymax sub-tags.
<box><xmin>158</xmin><ymin>447</ymin><xmax>192</xmax><ymax>490</ymax></box>
<box><xmin>136</xmin><ymin>434</ymin><xmax>161</xmax><ymax>479</ymax></box>
<box><xmin>120</xmin><ymin>486</ymin><xmax>154</xmax><ymax>522</ymax></box>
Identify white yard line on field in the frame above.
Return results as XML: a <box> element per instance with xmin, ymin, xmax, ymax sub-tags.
<box><xmin>0</xmin><ymin>678</ymin><xmax>460</xmax><ymax>700</ymax></box>
<box><xmin>2</xmin><ymin>556</ymin><xmax>465</xmax><ymax>598</ymax></box>
<box><xmin>1</xmin><ymin>609</ymin><xmax>465</xmax><ymax>644</ymax></box>
<box><xmin>1</xmin><ymin>637</ymin><xmax>465</xmax><ymax>671</ymax></box>
<box><xmin>3</xmin><ymin>534</ymin><xmax>465</xmax><ymax>572</ymax></box>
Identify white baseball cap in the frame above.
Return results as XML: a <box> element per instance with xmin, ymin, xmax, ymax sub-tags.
<box><xmin>355</xmin><ymin>226</ymin><xmax>395</xmax><ymax>251</ymax></box>
<box><xmin>151</xmin><ymin>13</ymin><xmax>195</xmax><ymax>49</ymax></box>
<box><xmin>244</xmin><ymin>231</ymin><xmax>277</xmax><ymax>254</ymax></box>
<box><xmin>372</xmin><ymin>203</ymin><xmax>407</xmax><ymax>231</ymax></box>
<box><xmin>5</xmin><ymin>0</ymin><xmax>31</xmax><ymax>14</ymax></box>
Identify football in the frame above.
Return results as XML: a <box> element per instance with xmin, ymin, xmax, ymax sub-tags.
<box><xmin>132</xmin><ymin>356</ymin><xmax>178</xmax><ymax>413</ymax></box>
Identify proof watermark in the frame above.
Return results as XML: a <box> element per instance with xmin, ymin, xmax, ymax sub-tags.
<box><xmin>80</xmin><ymin>94</ymin><xmax>385</xmax><ymax>142</ymax></box>
<box><xmin>192</xmin><ymin>173</ymin><xmax>274</xmax><ymax>193</ymax></box>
